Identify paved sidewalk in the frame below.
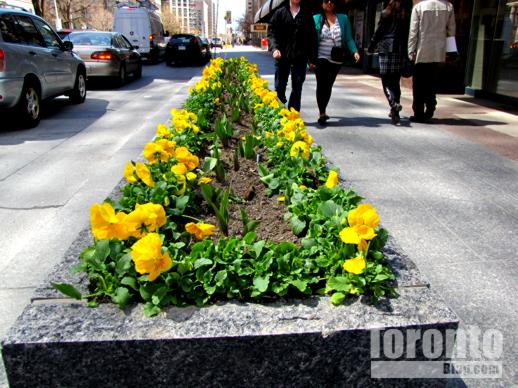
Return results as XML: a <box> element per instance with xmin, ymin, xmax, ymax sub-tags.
<box><xmin>296</xmin><ymin>69</ymin><xmax>518</xmax><ymax>387</ymax></box>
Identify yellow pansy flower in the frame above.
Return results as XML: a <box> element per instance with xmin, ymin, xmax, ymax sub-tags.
<box><xmin>90</xmin><ymin>203</ymin><xmax>129</xmax><ymax>240</ymax></box>
<box><xmin>199</xmin><ymin>176</ymin><xmax>213</xmax><ymax>185</ymax></box>
<box><xmin>339</xmin><ymin>225</ymin><xmax>377</xmax><ymax>245</ymax></box>
<box><xmin>143</xmin><ymin>142</ymin><xmax>169</xmax><ymax>164</ymax></box>
<box><xmin>156</xmin><ymin>123</ymin><xmax>171</xmax><ymax>138</ymax></box>
<box><xmin>290</xmin><ymin>141</ymin><xmax>310</xmax><ymax>160</ymax></box>
<box><xmin>347</xmin><ymin>204</ymin><xmax>379</xmax><ymax>228</ymax></box>
<box><xmin>343</xmin><ymin>256</ymin><xmax>366</xmax><ymax>275</ymax></box>
<box><xmin>125</xmin><ymin>203</ymin><xmax>166</xmax><ymax>239</ymax></box>
<box><xmin>185</xmin><ymin>222</ymin><xmax>215</xmax><ymax>240</ymax></box>
<box><xmin>131</xmin><ymin>233</ymin><xmax>172</xmax><ymax>281</ymax></box>
<box><xmin>123</xmin><ymin>162</ymin><xmax>137</xmax><ymax>184</ymax></box>
<box><xmin>186</xmin><ymin>172</ymin><xmax>197</xmax><ymax>181</ymax></box>
<box><xmin>171</xmin><ymin>163</ymin><xmax>188</xmax><ymax>175</ymax></box>
<box><xmin>325</xmin><ymin>170</ymin><xmax>339</xmax><ymax>189</ymax></box>
<box><xmin>135</xmin><ymin>162</ymin><xmax>155</xmax><ymax>187</ymax></box>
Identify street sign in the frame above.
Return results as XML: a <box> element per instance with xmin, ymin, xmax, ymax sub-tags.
<box><xmin>251</xmin><ymin>23</ymin><xmax>267</xmax><ymax>32</ymax></box>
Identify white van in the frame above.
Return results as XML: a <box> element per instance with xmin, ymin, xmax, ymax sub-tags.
<box><xmin>112</xmin><ymin>5</ymin><xmax>165</xmax><ymax>62</ymax></box>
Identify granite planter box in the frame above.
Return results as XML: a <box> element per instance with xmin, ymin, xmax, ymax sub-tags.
<box><xmin>1</xmin><ymin>228</ymin><xmax>459</xmax><ymax>387</ymax></box>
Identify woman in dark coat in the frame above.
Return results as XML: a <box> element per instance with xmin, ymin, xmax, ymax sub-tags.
<box><xmin>368</xmin><ymin>0</ymin><xmax>412</xmax><ymax>124</ymax></box>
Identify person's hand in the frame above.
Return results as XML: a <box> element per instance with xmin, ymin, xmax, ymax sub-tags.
<box><xmin>353</xmin><ymin>52</ymin><xmax>360</xmax><ymax>62</ymax></box>
<box><xmin>272</xmin><ymin>49</ymin><xmax>281</xmax><ymax>59</ymax></box>
<box><xmin>409</xmin><ymin>53</ymin><xmax>416</xmax><ymax>62</ymax></box>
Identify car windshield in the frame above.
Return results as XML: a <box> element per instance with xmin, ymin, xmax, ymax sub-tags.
<box><xmin>67</xmin><ymin>32</ymin><xmax>112</xmax><ymax>46</ymax></box>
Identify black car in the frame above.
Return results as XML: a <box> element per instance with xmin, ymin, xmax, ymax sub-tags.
<box><xmin>165</xmin><ymin>34</ymin><xmax>211</xmax><ymax>66</ymax></box>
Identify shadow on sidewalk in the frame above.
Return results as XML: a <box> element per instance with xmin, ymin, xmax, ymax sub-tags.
<box><xmin>430</xmin><ymin>118</ymin><xmax>506</xmax><ymax>127</ymax></box>
<box><xmin>305</xmin><ymin>116</ymin><xmax>412</xmax><ymax>128</ymax></box>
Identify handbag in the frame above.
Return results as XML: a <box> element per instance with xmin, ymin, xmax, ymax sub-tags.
<box><xmin>331</xmin><ymin>46</ymin><xmax>347</xmax><ymax>63</ymax></box>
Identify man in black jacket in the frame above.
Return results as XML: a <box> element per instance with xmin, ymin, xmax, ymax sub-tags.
<box><xmin>267</xmin><ymin>0</ymin><xmax>317</xmax><ymax>112</ymax></box>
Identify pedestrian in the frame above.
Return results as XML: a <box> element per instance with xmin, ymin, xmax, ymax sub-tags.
<box><xmin>407</xmin><ymin>0</ymin><xmax>456</xmax><ymax>122</ymax></box>
<box><xmin>367</xmin><ymin>0</ymin><xmax>412</xmax><ymax>125</ymax></box>
<box><xmin>267</xmin><ymin>0</ymin><xmax>317</xmax><ymax>112</ymax></box>
<box><xmin>313</xmin><ymin>0</ymin><xmax>360</xmax><ymax>125</ymax></box>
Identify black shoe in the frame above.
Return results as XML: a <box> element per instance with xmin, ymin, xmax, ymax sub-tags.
<box><xmin>424</xmin><ymin>109</ymin><xmax>435</xmax><ymax>120</ymax></box>
<box><xmin>409</xmin><ymin>115</ymin><xmax>427</xmax><ymax>123</ymax></box>
<box><xmin>317</xmin><ymin>114</ymin><xmax>329</xmax><ymax>125</ymax></box>
<box><xmin>390</xmin><ymin>104</ymin><xmax>402</xmax><ymax>124</ymax></box>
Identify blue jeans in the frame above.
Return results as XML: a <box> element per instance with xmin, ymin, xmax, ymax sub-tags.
<box><xmin>274</xmin><ymin>60</ymin><xmax>307</xmax><ymax>112</ymax></box>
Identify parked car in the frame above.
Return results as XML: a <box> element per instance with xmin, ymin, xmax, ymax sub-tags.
<box><xmin>112</xmin><ymin>4</ymin><xmax>165</xmax><ymax>63</ymax></box>
<box><xmin>210</xmin><ymin>37</ymin><xmax>223</xmax><ymax>49</ymax></box>
<box><xmin>165</xmin><ymin>34</ymin><xmax>211</xmax><ymax>66</ymax></box>
<box><xmin>63</xmin><ymin>31</ymin><xmax>142</xmax><ymax>85</ymax></box>
<box><xmin>0</xmin><ymin>7</ymin><xmax>86</xmax><ymax>128</ymax></box>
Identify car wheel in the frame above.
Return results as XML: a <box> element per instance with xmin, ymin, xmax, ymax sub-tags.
<box><xmin>118</xmin><ymin>64</ymin><xmax>127</xmax><ymax>86</ymax></box>
<box><xmin>17</xmin><ymin>81</ymin><xmax>41</xmax><ymax>128</ymax></box>
<box><xmin>69</xmin><ymin>69</ymin><xmax>87</xmax><ymax>104</ymax></box>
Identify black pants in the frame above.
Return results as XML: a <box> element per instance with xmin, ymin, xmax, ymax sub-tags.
<box><xmin>381</xmin><ymin>73</ymin><xmax>401</xmax><ymax>109</ymax></box>
<box><xmin>412</xmin><ymin>62</ymin><xmax>438</xmax><ymax>117</ymax></box>
<box><xmin>315</xmin><ymin>58</ymin><xmax>342</xmax><ymax>115</ymax></box>
<box><xmin>274</xmin><ymin>59</ymin><xmax>307</xmax><ymax>112</ymax></box>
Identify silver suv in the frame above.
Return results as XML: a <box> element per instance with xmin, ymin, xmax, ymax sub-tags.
<box><xmin>0</xmin><ymin>7</ymin><xmax>86</xmax><ymax>127</ymax></box>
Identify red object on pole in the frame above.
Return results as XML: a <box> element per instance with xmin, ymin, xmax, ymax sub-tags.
<box><xmin>261</xmin><ymin>38</ymin><xmax>267</xmax><ymax>50</ymax></box>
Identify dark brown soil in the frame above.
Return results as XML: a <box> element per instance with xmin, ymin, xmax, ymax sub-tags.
<box><xmin>204</xmin><ymin>107</ymin><xmax>300</xmax><ymax>245</ymax></box>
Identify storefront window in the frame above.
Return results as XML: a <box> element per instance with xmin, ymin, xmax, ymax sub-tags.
<box><xmin>467</xmin><ymin>0</ymin><xmax>518</xmax><ymax>99</ymax></box>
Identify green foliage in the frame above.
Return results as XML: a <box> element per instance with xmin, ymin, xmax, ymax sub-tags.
<box><xmin>54</xmin><ymin>57</ymin><xmax>397</xmax><ymax>314</ymax></box>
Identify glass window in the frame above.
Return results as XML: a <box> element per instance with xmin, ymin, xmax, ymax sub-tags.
<box><xmin>467</xmin><ymin>0</ymin><xmax>518</xmax><ymax>99</ymax></box>
<box><xmin>0</xmin><ymin>14</ymin><xmax>22</xmax><ymax>43</ymax></box>
<box><xmin>13</xmin><ymin>15</ymin><xmax>45</xmax><ymax>47</ymax></box>
<box><xmin>119</xmin><ymin>34</ymin><xmax>133</xmax><ymax>49</ymax></box>
<box><xmin>32</xmin><ymin>17</ymin><xmax>61</xmax><ymax>49</ymax></box>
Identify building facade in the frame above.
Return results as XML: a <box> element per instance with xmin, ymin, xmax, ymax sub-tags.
<box><xmin>164</xmin><ymin>0</ymin><xmax>214</xmax><ymax>36</ymax></box>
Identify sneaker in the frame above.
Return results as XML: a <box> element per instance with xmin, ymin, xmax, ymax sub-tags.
<box><xmin>424</xmin><ymin>109</ymin><xmax>435</xmax><ymax>120</ymax></box>
<box><xmin>391</xmin><ymin>109</ymin><xmax>400</xmax><ymax>125</ymax></box>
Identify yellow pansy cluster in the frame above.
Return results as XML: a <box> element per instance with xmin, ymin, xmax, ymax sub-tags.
<box><xmin>90</xmin><ymin>202</ymin><xmax>166</xmax><ymax>241</ymax></box>
<box><xmin>170</xmin><ymin>146</ymin><xmax>200</xmax><ymax>195</ymax></box>
<box><xmin>249</xmin><ymin>73</ymin><xmax>280</xmax><ymax>109</ymax></box>
<box><xmin>143</xmin><ymin>138</ymin><xmax>177</xmax><ymax>164</ymax></box>
<box><xmin>171</xmin><ymin>109</ymin><xmax>200</xmax><ymax>134</ymax></box>
<box><xmin>195</xmin><ymin>57</ymin><xmax>223</xmax><ymax>93</ymax></box>
<box><xmin>339</xmin><ymin>204</ymin><xmax>380</xmax><ymax>275</ymax></box>
<box><xmin>123</xmin><ymin>161</ymin><xmax>155</xmax><ymax>187</ymax></box>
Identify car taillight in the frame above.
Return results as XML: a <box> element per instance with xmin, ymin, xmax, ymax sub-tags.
<box><xmin>91</xmin><ymin>51</ymin><xmax>113</xmax><ymax>60</ymax></box>
<box><xmin>149</xmin><ymin>34</ymin><xmax>155</xmax><ymax>41</ymax></box>
<box><xmin>0</xmin><ymin>49</ymin><xmax>5</xmax><ymax>72</ymax></box>
<box><xmin>193</xmin><ymin>38</ymin><xmax>199</xmax><ymax>44</ymax></box>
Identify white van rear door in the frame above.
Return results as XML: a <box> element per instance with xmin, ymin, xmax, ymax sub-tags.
<box><xmin>113</xmin><ymin>10</ymin><xmax>150</xmax><ymax>54</ymax></box>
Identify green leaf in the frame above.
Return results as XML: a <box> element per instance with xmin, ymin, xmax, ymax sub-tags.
<box><xmin>327</xmin><ymin>276</ymin><xmax>352</xmax><ymax>292</ymax></box>
<box><xmin>94</xmin><ymin>239</ymin><xmax>111</xmax><ymax>262</ymax></box>
<box><xmin>253</xmin><ymin>240</ymin><xmax>265</xmax><ymax>258</ymax></box>
<box><xmin>318</xmin><ymin>200</ymin><xmax>341</xmax><ymax>218</ymax></box>
<box><xmin>121</xmin><ymin>276</ymin><xmax>138</xmax><ymax>290</ymax></box>
<box><xmin>194</xmin><ymin>258</ymin><xmax>213</xmax><ymax>269</ymax></box>
<box><xmin>301</xmin><ymin>238</ymin><xmax>316</xmax><ymax>249</ymax></box>
<box><xmin>291</xmin><ymin>215</ymin><xmax>306</xmax><ymax>236</ymax></box>
<box><xmin>115</xmin><ymin>253</ymin><xmax>132</xmax><ymax>275</ymax></box>
<box><xmin>215</xmin><ymin>270</ymin><xmax>228</xmax><ymax>286</ymax></box>
<box><xmin>253</xmin><ymin>275</ymin><xmax>270</xmax><ymax>292</ymax></box>
<box><xmin>202</xmin><ymin>157</ymin><xmax>218</xmax><ymax>172</ymax></box>
<box><xmin>112</xmin><ymin>287</ymin><xmax>131</xmax><ymax>308</ymax></box>
<box><xmin>243</xmin><ymin>231</ymin><xmax>257</xmax><ymax>245</ymax></box>
<box><xmin>143</xmin><ymin>302</ymin><xmax>161</xmax><ymax>317</ymax></box>
<box><xmin>175</xmin><ymin>195</ymin><xmax>190</xmax><ymax>211</ymax></box>
<box><xmin>331</xmin><ymin>292</ymin><xmax>346</xmax><ymax>305</ymax></box>
<box><xmin>291</xmin><ymin>279</ymin><xmax>308</xmax><ymax>292</ymax></box>
<box><xmin>51</xmin><ymin>282</ymin><xmax>82</xmax><ymax>300</ymax></box>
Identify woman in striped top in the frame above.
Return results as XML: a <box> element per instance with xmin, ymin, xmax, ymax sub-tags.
<box><xmin>313</xmin><ymin>0</ymin><xmax>360</xmax><ymax>126</ymax></box>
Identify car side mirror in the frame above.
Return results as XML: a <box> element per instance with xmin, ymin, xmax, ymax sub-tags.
<box><xmin>62</xmin><ymin>41</ymin><xmax>74</xmax><ymax>51</ymax></box>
